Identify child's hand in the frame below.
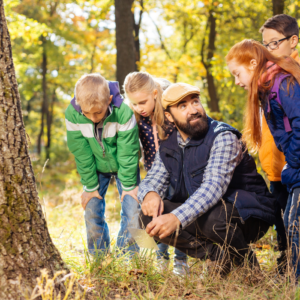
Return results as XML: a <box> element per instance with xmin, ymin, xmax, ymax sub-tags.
<box><xmin>121</xmin><ymin>186</ymin><xmax>139</xmax><ymax>204</ymax></box>
<box><xmin>81</xmin><ymin>190</ymin><xmax>102</xmax><ymax>210</ymax></box>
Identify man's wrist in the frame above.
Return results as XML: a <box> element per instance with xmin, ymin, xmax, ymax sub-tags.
<box><xmin>144</xmin><ymin>191</ymin><xmax>160</xmax><ymax>202</ymax></box>
<box><xmin>170</xmin><ymin>213</ymin><xmax>181</xmax><ymax>226</ymax></box>
<box><xmin>170</xmin><ymin>211</ymin><xmax>185</xmax><ymax>228</ymax></box>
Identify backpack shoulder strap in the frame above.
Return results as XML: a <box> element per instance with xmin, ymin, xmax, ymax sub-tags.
<box><xmin>268</xmin><ymin>73</ymin><xmax>292</xmax><ymax>132</ymax></box>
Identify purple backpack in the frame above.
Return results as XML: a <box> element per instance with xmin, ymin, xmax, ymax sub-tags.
<box><xmin>267</xmin><ymin>73</ymin><xmax>292</xmax><ymax>132</ymax></box>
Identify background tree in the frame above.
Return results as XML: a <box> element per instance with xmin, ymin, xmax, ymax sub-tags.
<box><xmin>0</xmin><ymin>1</ymin><xmax>69</xmax><ymax>298</ymax></box>
<box><xmin>273</xmin><ymin>0</ymin><xmax>285</xmax><ymax>15</ymax></box>
<box><xmin>115</xmin><ymin>0</ymin><xmax>136</xmax><ymax>89</ymax></box>
<box><xmin>133</xmin><ymin>0</ymin><xmax>144</xmax><ymax>71</ymax></box>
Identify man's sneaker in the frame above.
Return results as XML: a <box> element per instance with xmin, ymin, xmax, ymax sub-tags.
<box><xmin>206</xmin><ymin>257</ymin><xmax>232</xmax><ymax>278</ymax></box>
<box><xmin>276</xmin><ymin>251</ymin><xmax>287</xmax><ymax>275</ymax></box>
<box><xmin>173</xmin><ymin>259</ymin><xmax>189</xmax><ymax>276</ymax></box>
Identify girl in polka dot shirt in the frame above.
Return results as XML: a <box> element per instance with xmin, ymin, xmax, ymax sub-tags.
<box><xmin>124</xmin><ymin>72</ymin><xmax>174</xmax><ymax>171</ymax></box>
<box><xmin>124</xmin><ymin>71</ymin><xmax>189</xmax><ymax>275</ymax></box>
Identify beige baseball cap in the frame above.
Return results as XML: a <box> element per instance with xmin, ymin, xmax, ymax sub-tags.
<box><xmin>162</xmin><ymin>83</ymin><xmax>200</xmax><ymax>109</ymax></box>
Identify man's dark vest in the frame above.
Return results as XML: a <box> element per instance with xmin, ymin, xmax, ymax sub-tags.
<box><xmin>159</xmin><ymin>117</ymin><xmax>276</xmax><ymax>225</ymax></box>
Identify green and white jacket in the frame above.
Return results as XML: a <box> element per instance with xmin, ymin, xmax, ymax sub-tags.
<box><xmin>65</xmin><ymin>81</ymin><xmax>139</xmax><ymax>192</ymax></box>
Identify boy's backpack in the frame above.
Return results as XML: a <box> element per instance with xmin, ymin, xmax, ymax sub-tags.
<box><xmin>267</xmin><ymin>73</ymin><xmax>292</xmax><ymax>132</ymax></box>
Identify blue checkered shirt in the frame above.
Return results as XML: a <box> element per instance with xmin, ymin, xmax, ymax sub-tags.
<box><xmin>137</xmin><ymin>130</ymin><xmax>243</xmax><ymax>228</ymax></box>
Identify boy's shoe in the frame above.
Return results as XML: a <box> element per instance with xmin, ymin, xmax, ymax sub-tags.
<box><xmin>173</xmin><ymin>259</ymin><xmax>189</xmax><ymax>276</ymax></box>
<box><xmin>157</xmin><ymin>258</ymin><xmax>170</xmax><ymax>272</ymax></box>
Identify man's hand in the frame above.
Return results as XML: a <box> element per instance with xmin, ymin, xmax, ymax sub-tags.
<box><xmin>121</xmin><ymin>186</ymin><xmax>139</xmax><ymax>204</ymax></box>
<box><xmin>146</xmin><ymin>213</ymin><xmax>181</xmax><ymax>239</ymax></box>
<box><xmin>81</xmin><ymin>190</ymin><xmax>102</xmax><ymax>210</ymax></box>
<box><xmin>141</xmin><ymin>191</ymin><xmax>164</xmax><ymax>218</ymax></box>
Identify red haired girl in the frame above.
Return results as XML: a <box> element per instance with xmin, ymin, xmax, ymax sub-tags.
<box><xmin>226</xmin><ymin>39</ymin><xmax>300</xmax><ymax>279</ymax></box>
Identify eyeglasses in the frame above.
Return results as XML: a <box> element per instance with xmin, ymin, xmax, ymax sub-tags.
<box><xmin>263</xmin><ymin>35</ymin><xmax>293</xmax><ymax>50</ymax></box>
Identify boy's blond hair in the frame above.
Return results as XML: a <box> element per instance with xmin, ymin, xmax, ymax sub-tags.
<box><xmin>75</xmin><ymin>73</ymin><xmax>110</xmax><ymax>110</ymax></box>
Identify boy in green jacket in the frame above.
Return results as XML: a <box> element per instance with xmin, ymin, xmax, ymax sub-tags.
<box><xmin>65</xmin><ymin>73</ymin><xmax>140</xmax><ymax>255</ymax></box>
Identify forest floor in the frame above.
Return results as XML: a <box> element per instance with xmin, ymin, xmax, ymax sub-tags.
<box><xmin>32</xmin><ymin>160</ymin><xmax>300</xmax><ymax>300</ymax></box>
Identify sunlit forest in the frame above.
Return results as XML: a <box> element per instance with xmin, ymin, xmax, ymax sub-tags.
<box><xmin>2</xmin><ymin>0</ymin><xmax>300</xmax><ymax>299</ymax></box>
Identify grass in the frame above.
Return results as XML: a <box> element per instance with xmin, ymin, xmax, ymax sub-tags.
<box><xmin>28</xmin><ymin>160</ymin><xmax>300</xmax><ymax>299</ymax></box>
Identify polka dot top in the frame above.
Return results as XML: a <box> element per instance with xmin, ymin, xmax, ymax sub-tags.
<box><xmin>138</xmin><ymin>116</ymin><xmax>174</xmax><ymax>171</ymax></box>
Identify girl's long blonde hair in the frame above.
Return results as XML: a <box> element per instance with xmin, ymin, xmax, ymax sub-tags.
<box><xmin>124</xmin><ymin>72</ymin><xmax>171</xmax><ymax>140</ymax></box>
<box><xmin>226</xmin><ymin>39</ymin><xmax>300</xmax><ymax>152</ymax></box>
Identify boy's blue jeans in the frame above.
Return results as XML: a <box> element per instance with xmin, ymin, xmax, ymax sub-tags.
<box><xmin>157</xmin><ymin>243</ymin><xmax>187</xmax><ymax>261</ymax></box>
<box><xmin>84</xmin><ymin>172</ymin><xmax>140</xmax><ymax>255</ymax></box>
<box><xmin>284</xmin><ymin>187</ymin><xmax>300</xmax><ymax>278</ymax></box>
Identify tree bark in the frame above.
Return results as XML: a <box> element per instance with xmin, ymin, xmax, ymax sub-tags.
<box><xmin>201</xmin><ymin>10</ymin><xmax>220</xmax><ymax>112</ymax></box>
<box><xmin>0</xmin><ymin>2</ymin><xmax>68</xmax><ymax>298</ymax></box>
<box><xmin>115</xmin><ymin>0</ymin><xmax>135</xmax><ymax>90</ymax></box>
<box><xmin>272</xmin><ymin>0</ymin><xmax>284</xmax><ymax>15</ymax></box>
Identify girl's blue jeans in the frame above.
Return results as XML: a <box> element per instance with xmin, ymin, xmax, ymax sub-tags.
<box><xmin>84</xmin><ymin>172</ymin><xmax>140</xmax><ymax>255</ymax></box>
<box><xmin>284</xmin><ymin>187</ymin><xmax>300</xmax><ymax>278</ymax></box>
<box><xmin>156</xmin><ymin>184</ymin><xmax>188</xmax><ymax>261</ymax></box>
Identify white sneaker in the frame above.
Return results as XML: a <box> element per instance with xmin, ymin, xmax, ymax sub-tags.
<box><xmin>156</xmin><ymin>258</ymin><xmax>170</xmax><ymax>272</ymax></box>
<box><xmin>173</xmin><ymin>259</ymin><xmax>189</xmax><ymax>276</ymax></box>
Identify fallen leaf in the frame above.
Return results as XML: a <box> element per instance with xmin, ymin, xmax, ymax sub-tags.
<box><xmin>262</xmin><ymin>244</ymin><xmax>271</xmax><ymax>250</ymax></box>
<box><xmin>185</xmin><ymin>294</ymin><xmax>201</xmax><ymax>300</ymax></box>
<box><xmin>119</xmin><ymin>282</ymin><xmax>130</xmax><ymax>290</ymax></box>
<box><xmin>128</xmin><ymin>269</ymin><xmax>147</xmax><ymax>275</ymax></box>
<box><xmin>115</xmin><ymin>294</ymin><xmax>121</xmax><ymax>298</ymax></box>
<box><xmin>78</xmin><ymin>278</ymin><xmax>94</xmax><ymax>288</ymax></box>
<box><xmin>128</xmin><ymin>269</ymin><xmax>147</xmax><ymax>279</ymax></box>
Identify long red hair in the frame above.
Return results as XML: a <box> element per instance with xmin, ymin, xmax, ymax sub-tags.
<box><xmin>226</xmin><ymin>39</ymin><xmax>300</xmax><ymax>152</ymax></box>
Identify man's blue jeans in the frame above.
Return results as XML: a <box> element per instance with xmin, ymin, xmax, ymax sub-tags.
<box><xmin>84</xmin><ymin>172</ymin><xmax>140</xmax><ymax>255</ymax></box>
<box><xmin>284</xmin><ymin>187</ymin><xmax>300</xmax><ymax>278</ymax></box>
<box><xmin>157</xmin><ymin>243</ymin><xmax>187</xmax><ymax>261</ymax></box>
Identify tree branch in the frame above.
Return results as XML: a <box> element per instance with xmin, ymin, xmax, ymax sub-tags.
<box><xmin>148</xmin><ymin>12</ymin><xmax>172</xmax><ymax>60</ymax></box>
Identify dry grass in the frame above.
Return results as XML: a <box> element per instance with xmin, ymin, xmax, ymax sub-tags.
<box><xmin>28</xmin><ymin>163</ymin><xmax>300</xmax><ymax>299</ymax></box>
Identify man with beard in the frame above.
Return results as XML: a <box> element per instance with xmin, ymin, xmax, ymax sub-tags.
<box><xmin>137</xmin><ymin>83</ymin><xmax>277</xmax><ymax>275</ymax></box>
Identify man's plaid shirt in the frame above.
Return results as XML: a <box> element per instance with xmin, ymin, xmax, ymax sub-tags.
<box><xmin>137</xmin><ymin>130</ymin><xmax>243</xmax><ymax>228</ymax></box>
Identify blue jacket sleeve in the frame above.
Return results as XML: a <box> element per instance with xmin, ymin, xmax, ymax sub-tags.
<box><xmin>280</xmin><ymin>80</ymin><xmax>300</xmax><ymax>168</ymax></box>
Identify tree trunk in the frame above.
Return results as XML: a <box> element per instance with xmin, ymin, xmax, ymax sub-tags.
<box><xmin>272</xmin><ymin>0</ymin><xmax>284</xmax><ymax>15</ymax></box>
<box><xmin>201</xmin><ymin>11</ymin><xmax>220</xmax><ymax>112</ymax></box>
<box><xmin>132</xmin><ymin>0</ymin><xmax>144</xmax><ymax>71</ymax></box>
<box><xmin>115</xmin><ymin>0</ymin><xmax>135</xmax><ymax>89</ymax></box>
<box><xmin>37</xmin><ymin>36</ymin><xmax>47</xmax><ymax>155</ymax></box>
<box><xmin>0</xmin><ymin>2</ymin><xmax>68</xmax><ymax>298</ymax></box>
<box><xmin>45</xmin><ymin>89</ymin><xmax>55</xmax><ymax>160</ymax></box>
